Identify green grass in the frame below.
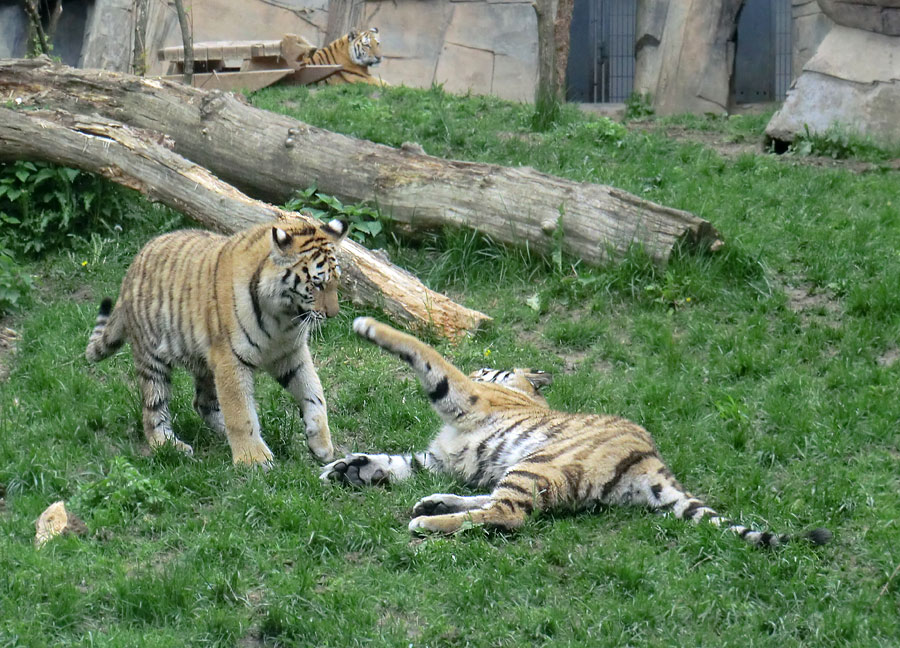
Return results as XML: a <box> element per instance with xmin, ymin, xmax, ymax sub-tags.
<box><xmin>2</xmin><ymin>85</ymin><xmax>899</xmax><ymax>646</ymax></box>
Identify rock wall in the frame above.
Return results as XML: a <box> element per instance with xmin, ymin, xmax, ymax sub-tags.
<box><xmin>766</xmin><ymin>23</ymin><xmax>900</xmax><ymax>143</ymax></box>
<box><xmin>365</xmin><ymin>0</ymin><xmax>538</xmax><ymax>102</ymax></box>
<box><xmin>633</xmin><ymin>0</ymin><xmax>743</xmax><ymax>115</ymax></box>
<box><xmin>791</xmin><ymin>0</ymin><xmax>834</xmax><ymax>79</ymax></box>
<box><xmin>0</xmin><ymin>5</ymin><xmax>29</xmax><ymax>59</ymax></box>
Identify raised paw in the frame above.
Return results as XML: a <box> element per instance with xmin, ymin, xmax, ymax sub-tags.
<box><xmin>319</xmin><ymin>453</ymin><xmax>390</xmax><ymax>486</ymax></box>
<box><xmin>352</xmin><ymin>316</ymin><xmax>378</xmax><ymax>341</ymax></box>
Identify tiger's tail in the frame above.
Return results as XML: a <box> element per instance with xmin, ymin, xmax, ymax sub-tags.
<box><xmin>665</xmin><ymin>485</ymin><xmax>831</xmax><ymax>548</ymax></box>
<box><xmin>85</xmin><ymin>298</ymin><xmax>126</xmax><ymax>362</ymax></box>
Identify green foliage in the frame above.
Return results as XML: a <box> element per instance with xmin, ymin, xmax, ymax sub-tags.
<box><xmin>0</xmin><ymin>249</ymin><xmax>32</xmax><ymax>312</ymax></box>
<box><xmin>624</xmin><ymin>91</ymin><xmax>654</xmax><ymax>120</ymax></box>
<box><xmin>531</xmin><ymin>85</ymin><xmax>563</xmax><ymax>132</ymax></box>
<box><xmin>790</xmin><ymin>123</ymin><xmax>899</xmax><ymax>161</ymax></box>
<box><xmin>284</xmin><ymin>185</ymin><xmax>384</xmax><ymax>244</ymax></box>
<box><xmin>0</xmin><ymin>161</ymin><xmax>138</xmax><ymax>256</ymax></box>
<box><xmin>69</xmin><ymin>457</ymin><xmax>171</xmax><ymax>527</ymax></box>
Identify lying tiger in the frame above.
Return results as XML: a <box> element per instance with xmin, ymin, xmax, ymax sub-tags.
<box><xmin>86</xmin><ymin>219</ymin><xmax>347</xmax><ymax>467</ymax></box>
<box><xmin>321</xmin><ymin>318</ymin><xmax>832</xmax><ymax>548</ymax></box>
<box><xmin>301</xmin><ymin>27</ymin><xmax>387</xmax><ymax>86</ymax></box>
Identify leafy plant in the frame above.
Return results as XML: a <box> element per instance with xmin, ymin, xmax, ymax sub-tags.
<box><xmin>0</xmin><ymin>161</ymin><xmax>139</xmax><ymax>256</ymax></box>
<box><xmin>284</xmin><ymin>185</ymin><xmax>384</xmax><ymax>244</ymax></box>
<box><xmin>0</xmin><ymin>248</ymin><xmax>32</xmax><ymax>313</ymax></box>
<box><xmin>790</xmin><ymin>123</ymin><xmax>897</xmax><ymax>161</ymax></box>
<box><xmin>624</xmin><ymin>92</ymin><xmax>654</xmax><ymax>120</ymax></box>
<box><xmin>69</xmin><ymin>457</ymin><xmax>171</xmax><ymax>527</ymax></box>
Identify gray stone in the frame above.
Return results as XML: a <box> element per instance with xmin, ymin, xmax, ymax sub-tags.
<box><xmin>634</xmin><ymin>0</ymin><xmax>743</xmax><ymax>116</ymax></box>
<box><xmin>365</xmin><ymin>0</ymin><xmax>536</xmax><ymax>101</ymax></box>
<box><xmin>766</xmin><ymin>25</ymin><xmax>900</xmax><ymax>143</ymax></box>
<box><xmin>818</xmin><ymin>0</ymin><xmax>900</xmax><ymax>36</ymax></box>
<box><xmin>792</xmin><ymin>1</ymin><xmax>835</xmax><ymax>78</ymax></box>
<box><xmin>0</xmin><ymin>6</ymin><xmax>28</xmax><ymax>59</ymax></box>
<box><xmin>81</xmin><ymin>0</ymin><xmax>134</xmax><ymax>71</ymax></box>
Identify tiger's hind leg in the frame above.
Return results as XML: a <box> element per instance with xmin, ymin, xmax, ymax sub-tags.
<box><xmin>411</xmin><ymin>494</ymin><xmax>492</xmax><ymax>517</ymax></box>
<box><xmin>408</xmin><ymin>496</ymin><xmax>529</xmax><ymax>534</ymax></box>
<box><xmin>409</xmin><ymin>457</ymin><xmax>568</xmax><ymax>534</ymax></box>
<box><xmin>191</xmin><ymin>366</ymin><xmax>225</xmax><ymax>436</ymax></box>
<box><xmin>134</xmin><ymin>348</ymin><xmax>193</xmax><ymax>456</ymax></box>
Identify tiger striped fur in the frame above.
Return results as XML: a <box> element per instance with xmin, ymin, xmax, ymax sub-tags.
<box><xmin>85</xmin><ymin>219</ymin><xmax>347</xmax><ymax>467</ymax></box>
<box><xmin>300</xmin><ymin>28</ymin><xmax>386</xmax><ymax>85</ymax></box>
<box><xmin>321</xmin><ymin>317</ymin><xmax>832</xmax><ymax>548</ymax></box>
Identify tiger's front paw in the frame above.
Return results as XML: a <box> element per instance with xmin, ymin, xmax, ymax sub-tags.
<box><xmin>319</xmin><ymin>453</ymin><xmax>391</xmax><ymax>486</ymax></box>
<box><xmin>231</xmin><ymin>438</ymin><xmax>274</xmax><ymax>469</ymax></box>
<box><xmin>305</xmin><ymin>416</ymin><xmax>334</xmax><ymax>464</ymax></box>
<box><xmin>352</xmin><ymin>317</ymin><xmax>379</xmax><ymax>341</ymax></box>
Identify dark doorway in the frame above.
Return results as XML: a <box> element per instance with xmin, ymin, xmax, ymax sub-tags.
<box><xmin>733</xmin><ymin>0</ymin><xmax>792</xmax><ymax>103</ymax></box>
<box><xmin>565</xmin><ymin>0</ymin><xmax>636</xmax><ymax>103</ymax></box>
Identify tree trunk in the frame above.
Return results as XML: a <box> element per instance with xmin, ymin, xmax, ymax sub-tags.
<box><xmin>325</xmin><ymin>0</ymin><xmax>365</xmax><ymax>44</ymax></box>
<box><xmin>0</xmin><ymin>106</ymin><xmax>490</xmax><ymax>339</ymax></box>
<box><xmin>0</xmin><ymin>57</ymin><xmax>723</xmax><ymax>265</ymax></box>
<box><xmin>172</xmin><ymin>0</ymin><xmax>193</xmax><ymax>85</ymax></box>
<box><xmin>132</xmin><ymin>0</ymin><xmax>150</xmax><ymax>76</ymax></box>
<box><xmin>553</xmin><ymin>0</ymin><xmax>574</xmax><ymax>99</ymax></box>
<box><xmin>534</xmin><ymin>0</ymin><xmax>560</xmax><ymax>101</ymax></box>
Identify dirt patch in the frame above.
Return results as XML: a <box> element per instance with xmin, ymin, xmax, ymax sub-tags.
<box><xmin>645</xmin><ymin>124</ymin><xmax>761</xmax><ymax>159</ymax></box>
<box><xmin>0</xmin><ymin>326</ymin><xmax>20</xmax><ymax>382</ymax></box>
<box><xmin>638</xmin><ymin>122</ymin><xmax>900</xmax><ymax>173</ymax></box>
<box><xmin>782</xmin><ymin>280</ymin><xmax>843</xmax><ymax>330</ymax></box>
<box><xmin>877</xmin><ymin>347</ymin><xmax>899</xmax><ymax>368</ymax></box>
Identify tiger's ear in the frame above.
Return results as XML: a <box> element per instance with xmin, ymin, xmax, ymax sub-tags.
<box><xmin>348</xmin><ymin>30</ymin><xmax>358</xmax><ymax>40</ymax></box>
<box><xmin>370</xmin><ymin>27</ymin><xmax>378</xmax><ymax>33</ymax></box>
<box><xmin>523</xmin><ymin>370</ymin><xmax>553</xmax><ymax>390</ymax></box>
<box><xmin>271</xmin><ymin>226</ymin><xmax>293</xmax><ymax>252</ymax></box>
<box><xmin>322</xmin><ymin>219</ymin><xmax>349</xmax><ymax>242</ymax></box>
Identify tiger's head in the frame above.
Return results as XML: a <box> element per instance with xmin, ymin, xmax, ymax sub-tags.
<box><xmin>266</xmin><ymin>219</ymin><xmax>348</xmax><ymax>322</ymax></box>
<box><xmin>469</xmin><ymin>368</ymin><xmax>553</xmax><ymax>407</ymax></box>
<box><xmin>348</xmin><ymin>28</ymin><xmax>382</xmax><ymax>67</ymax></box>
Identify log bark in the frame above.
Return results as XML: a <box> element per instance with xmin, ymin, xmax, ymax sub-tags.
<box><xmin>0</xmin><ymin>57</ymin><xmax>723</xmax><ymax>265</ymax></box>
<box><xmin>0</xmin><ymin>106</ymin><xmax>490</xmax><ymax>339</ymax></box>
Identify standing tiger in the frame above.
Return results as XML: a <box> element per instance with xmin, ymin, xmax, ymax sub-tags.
<box><xmin>85</xmin><ymin>219</ymin><xmax>347</xmax><ymax>467</ymax></box>
<box><xmin>300</xmin><ymin>27</ymin><xmax>386</xmax><ymax>86</ymax></box>
<box><xmin>321</xmin><ymin>318</ymin><xmax>832</xmax><ymax>548</ymax></box>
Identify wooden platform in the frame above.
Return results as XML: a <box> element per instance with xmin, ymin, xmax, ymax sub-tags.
<box><xmin>156</xmin><ymin>34</ymin><xmax>341</xmax><ymax>91</ymax></box>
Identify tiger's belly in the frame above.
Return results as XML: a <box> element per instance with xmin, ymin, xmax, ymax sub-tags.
<box><xmin>429</xmin><ymin>419</ymin><xmax>550</xmax><ymax>488</ymax></box>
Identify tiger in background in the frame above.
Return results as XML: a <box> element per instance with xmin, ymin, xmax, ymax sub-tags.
<box><xmin>321</xmin><ymin>317</ymin><xmax>832</xmax><ymax>548</ymax></box>
<box><xmin>300</xmin><ymin>27</ymin><xmax>387</xmax><ymax>86</ymax></box>
<box><xmin>85</xmin><ymin>218</ymin><xmax>348</xmax><ymax>467</ymax></box>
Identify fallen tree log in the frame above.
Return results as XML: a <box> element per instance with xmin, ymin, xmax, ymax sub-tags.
<box><xmin>0</xmin><ymin>106</ymin><xmax>490</xmax><ymax>339</ymax></box>
<box><xmin>0</xmin><ymin>57</ymin><xmax>723</xmax><ymax>265</ymax></box>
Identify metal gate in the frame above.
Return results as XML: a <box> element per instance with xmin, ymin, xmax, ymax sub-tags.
<box><xmin>733</xmin><ymin>0</ymin><xmax>792</xmax><ymax>102</ymax></box>
<box><xmin>565</xmin><ymin>0</ymin><xmax>636</xmax><ymax>103</ymax></box>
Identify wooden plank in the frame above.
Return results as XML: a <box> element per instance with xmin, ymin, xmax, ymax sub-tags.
<box><xmin>158</xmin><ymin>39</ymin><xmax>283</xmax><ymax>63</ymax></box>
<box><xmin>158</xmin><ymin>69</ymin><xmax>294</xmax><ymax>92</ymax></box>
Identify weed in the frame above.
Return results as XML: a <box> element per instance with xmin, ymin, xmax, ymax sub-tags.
<box><xmin>624</xmin><ymin>92</ymin><xmax>654</xmax><ymax>120</ymax></box>
<box><xmin>790</xmin><ymin>123</ymin><xmax>900</xmax><ymax>161</ymax></box>
<box><xmin>284</xmin><ymin>185</ymin><xmax>385</xmax><ymax>244</ymax></box>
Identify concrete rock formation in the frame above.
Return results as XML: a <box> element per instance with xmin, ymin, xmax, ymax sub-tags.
<box><xmin>766</xmin><ymin>2</ymin><xmax>900</xmax><ymax>145</ymax></box>
<box><xmin>633</xmin><ymin>0</ymin><xmax>743</xmax><ymax>116</ymax></box>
